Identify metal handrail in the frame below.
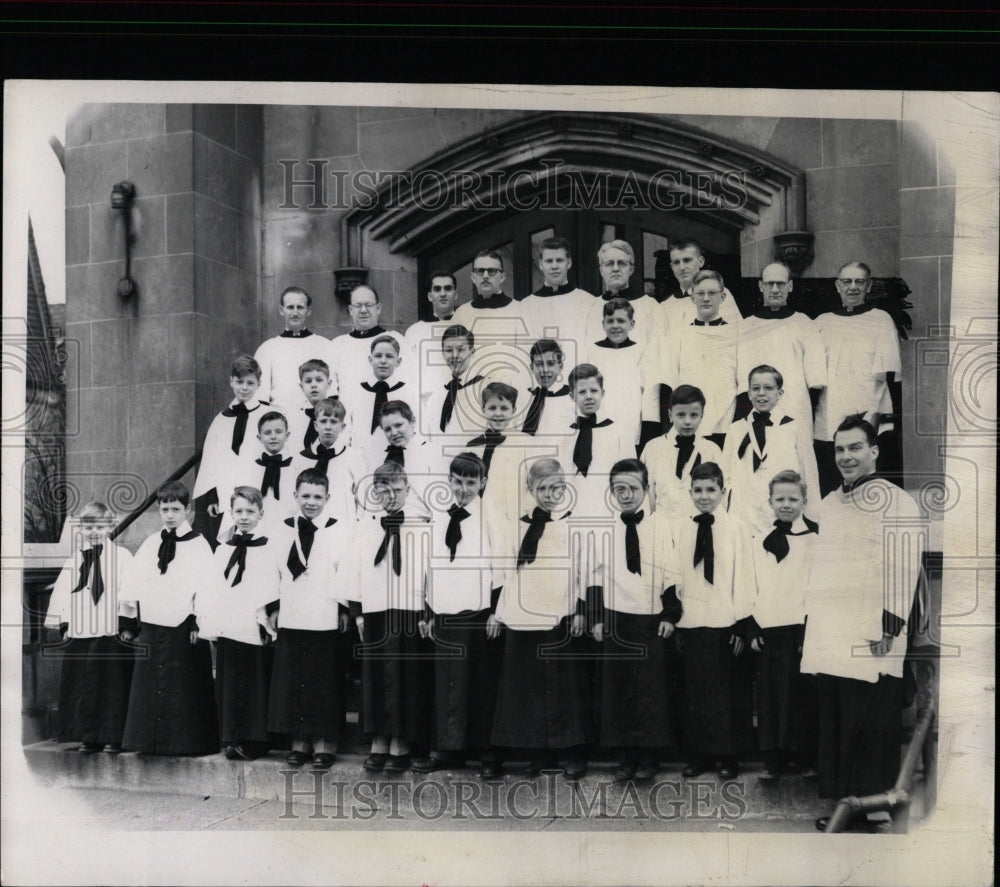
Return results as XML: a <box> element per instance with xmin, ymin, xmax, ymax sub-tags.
<box><xmin>108</xmin><ymin>451</ymin><xmax>201</xmax><ymax>541</ymax></box>
<box><xmin>824</xmin><ymin>704</ymin><xmax>937</xmax><ymax>833</ymax></box>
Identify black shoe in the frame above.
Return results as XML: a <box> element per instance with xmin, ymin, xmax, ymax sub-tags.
<box><xmin>103</xmin><ymin>743</ymin><xmax>123</xmax><ymax>754</ymax></box>
<box><xmin>311</xmin><ymin>753</ymin><xmax>336</xmax><ymax>770</ymax></box>
<box><xmin>633</xmin><ymin>761</ymin><xmax>658</xmax><ymax>782</ymax></box>
<box><xmin>478</xmin><ymin>762</ymin><xmax>503</xmax><ymax>780</ymax></box>
<box><xmin>523</xmin><ymin>759</ymin><xmax>557</xmax><ymax>777</ymax></box>
<box><xmin>411</xmin><ymin>757</ymin><xmax>446</xmax><ymax>773</ymax></box>
<box><xmin>286</xmin><ymin>750</ymin><xmax>312</xmax><ymax>767</ymax></box>
<box><xmin>383</xmin><ymin>754</ymin><xmax>411</xmax><ymax>773</ymax></box>
<box><xmin>758</xmin><ymin>767</ymin><xmax>779</xmax><ymax>782</ymax></box>
<box><xmin>564</xmin><ymin>759</ymin><xmax>588</xmax><ymax>781</ymax></box>
<box><xmin>78</xmin><ymin>742</ymin><xmax>102</xmax><ymax>753</ymax></box>
<box><xmin>816</xmin><ymin>814</ymin><xmax>886</xmax><ymax>833</ymax></box>
<box><xmin>682</xmin><ymin>760</ymin><xmax>708</xmax><ymax>778</ymax></box>
<box><xmin>363</xmin><ymin>753</ymin><xmax>388</xmax><ymax>772</ymax></box>
<box><xmin>718</xmin><ymin>763</ymin><xmax>740</xmax><ymax>780</ymax></box>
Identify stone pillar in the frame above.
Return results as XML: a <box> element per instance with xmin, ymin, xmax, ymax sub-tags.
<box><xmin>63</xmin><ymin>103</ymin><xmax>263</xmax><ymax>547</ymax></box>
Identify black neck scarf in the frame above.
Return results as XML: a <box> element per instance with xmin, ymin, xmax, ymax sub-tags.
<box><xmin>302</xmin><ymin>443</ymin><xmax>340</xmax><ymax>475</ymax></box>
<box><xmin>692</xmin><ymin>513</ymin><xmax>715</xmax><ymax>585</ymax></box>
<box><xmin>257</xmin><ymin>452</ymin><xmax>292</xmax><ymax>500</ymax></box>
<box><xmin>762</xmin><ymin>517</ymin><xmax>819</xmax><ymax>563</ymax></box>
<box><xmin>571</xmin><ymin>414</ymin><xmax>611</xmax><ymax>476</ymax></box>
<box><xmin>620</xmin><ymin>511</ymin><xmax>643</xmax><ymax>575</ymax></box>
<box><xmin>221</xmin><ymin>402</ymin><xmax>251</xmax><ymax>454</ymax></box>
<box><xmin>302</xmin><ymin>408</ymin><xmax>318</xmax><ymax>450</ymax></box>
<box><xmin>362</xmin><ymin>379</ymin><xmax>403</xmax><ymax>432</ymax></box>
<box><xmin>72</xmin><ymin>545</ymin><xmax>105</xmax><ymax>604</ymax></box>
<box><xmin>445</xmin><ymin>504</ymin><xmax>470</xmax><ymax>561</ymax></box>
<box><xmin>385</xmin><ymin>444</ymin><xmax>405</xmax><ymax>467</ymax></box>
<box><xmin>157</xmin><ymin>528</ymin><xmax>199</xmax><ymax>574</ymax></box>
<box><xmin>517</xmin><ymin>507</ymin><xmax>552</xmax><ymax>569</ymax></box>
<box><xmin>674</xmin><ymin>435</ymin><xmax>700</xmax><ymax>480</ymax></box>
<box><xmin>375</xmin><ymin>511</ymin><xmax>405</xmax><ymax>576</ymax></box>
<box><xmin>286</xmin><ymin>517</ymin><xmax>317</xmax><ymax>579</ymax></box>
<box><xmin>224</xmin><ymin>533</ymin><xmax>268</xmax><ymax>585</ymax></box>
<box><xmin>440</xmin><ymin>375</ymin><xmax>484</xmax><ymax>432</ymax></box>
<box><xmin>468</xmin><ymin>429</ymin><xmax>505</xmax><ymax>475</ymax></box>
<box><xmin>522</xmin><ymin>384</ymin><xmax>570</xmax><ymax>436</ymax></box>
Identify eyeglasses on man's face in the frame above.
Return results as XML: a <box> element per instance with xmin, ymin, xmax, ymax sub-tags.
<box><xmin>837</xmin><ymin>278</ymin><xmax>869</xmax><ymax>287</ymax></box>
<box><xmin>473</xmin><ymin>267</ymin><xmax>502</xmax><ymax>277</ymax></box>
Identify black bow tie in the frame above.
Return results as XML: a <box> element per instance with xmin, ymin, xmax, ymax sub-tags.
<box><xmin>692</xmin><ymin>513</ymin><xmax>715</xmax><ymax>584</ymax></box>
<box><xmin>72</xmin><ymin>545</ymin><xmax>105</xmax><ymax>604</ymax></box>
<box><xmin>445</xmin><ymin>504</ymin><xmax>470</xmax><ymax>561</ymax></box>
<box><xmin>620</xmin><ymin>510</ymin><xmax>643</xmax><ymax>575</ymax></box>
<box><xmin>221</xmin><ymin>402</ymin><xmax>251</xmax><ymax>454</ymax></box>
<box><xmin>256</xmin><ymin>452</ymin><xmax>292</xmax><ymax>499</ymax></box>
<box><xmin>224</xmin><ymin>533</ymin><xmax>268</xmax><ymax>585</ymax></box>
<box><xmin>517</xmin><ymin>507</ymin><xmax>552</xmax><ymax>568</ymax></box>
<box><xmin>375</xmin><ymin>511</ymin><xmax>405</xmax><ymax>576</ymax></box>
<box><xmin>287</xmin><ymin>517</ymin><xmax>317</xmax><ymax>579</ymax></box>
<box><xmin>157</xmin><ymin>528</ymin><xmax>198</xmax><ymax>574</ymax></box>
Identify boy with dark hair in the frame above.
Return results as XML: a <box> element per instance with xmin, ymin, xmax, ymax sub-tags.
<box><xmin>519</xmin><ymin>338</ymin><xmax>574</xmax><ymax>438</ymax></box>
<box><xmin>341</xmin><ymin>335</ymin><xmax>410</xmax><ymax>467</ymax></box>
<box><xmin>671</xmin><ymin>462</ymin><xmax>755</xmax><ymax>780</ymax></box>
<box><xmin>122</xmin><ymin>481</ymin><xmax>219</xmax><ymax>755</ymax></box>
<box><xmin>421</xmin><ymin>324</ymin><xmax>489</xmax><ymax>439</ymax></box>
<box><xmin>286</xmin><ymin>358</ymin><xmax>335</xmax><ymax>454</ymax></box>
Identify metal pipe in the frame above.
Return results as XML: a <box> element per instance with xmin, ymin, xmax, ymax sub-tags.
<box><xmin>109</xmin><ymin>451</ymin><xmax>201</xmax><ymax>541</ymax></box>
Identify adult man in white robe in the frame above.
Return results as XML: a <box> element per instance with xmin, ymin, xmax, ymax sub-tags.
<box><xmin>254</xmin><ymin>286</ymin><xmax>331</xmax><ymax>413</ymax></box>
<box><xmin>814</xmin><ymin>261</ymin><xmax>902</xmax><ymax>495</ymax></box>
<box><xmin>800</xmin><ymin>416</ymin><xmax>925</xmax><ymax>833</ymax></box>
<box><xmin>660</xmin><ymin>238</ymin><xmax>742</xmax><ymax>332</ymax></box>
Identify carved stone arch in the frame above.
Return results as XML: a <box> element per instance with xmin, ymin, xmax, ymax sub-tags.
<box><xmin>341</xmin><ymin>111</ymin><xmax>806</xmax><ymax>266</ymax></box>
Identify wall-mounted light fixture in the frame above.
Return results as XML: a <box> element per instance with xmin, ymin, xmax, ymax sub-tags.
<box><xmin>110</xmin><ymin>181</ymin><xmax>137</xmax><ymax>299</ymax></box>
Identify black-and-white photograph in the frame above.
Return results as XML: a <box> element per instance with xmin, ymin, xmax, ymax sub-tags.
<box><xmin>3</xmin><ymin>80</ymin><xmax>996</xmax><ymax>886</ymax></box>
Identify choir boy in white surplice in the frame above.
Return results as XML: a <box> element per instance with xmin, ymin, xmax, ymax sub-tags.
<box><xmin>254</xmin><ymin>286</ymin><xmax>332</xmax><ymax>413</ymax></box>
<box><xmin>45</xmin><ymin>502</ymin><xmax>135</xmax><ymax>751</ymax></box>
<box><xmin>325</xmin><ymin>285</ymin><xmax>406</xmax><ymax>399</ymax></box>
<box><xmin>518</xmin><ymin>338</ymin><xmax>576</xmax><ymax>443</ymax></box>
<box><xmin>659</xmin><ymin>269</ymin><xmax>740</xmax><ymax>443</ymax></box>
<box><xmin>586</xmin><ymin>459</ymin><xmax>681</xmax><ymax>783</ymax></box>
<box><xmin>218</xmin><ymin>410</ymin><xmax>296</xmax><ymax>540</ymax></box>
<box><xmin>284</xmin><ymin>359</ymin><xmax>335</xmax><ymax>457</ymax></box>
<box><xmin>747</xmin><ymin>470</ymin><xmax>819</xmax><ymax>780</ymax></box>
<box><xmin>374</xmin><ymin>400</ymin><xmax>440</xmax><ymax>515</ymax></box>
<box><xmin>342</xmin><ymin>334</ymin><xmax>411</xmax><ymax>464</ymax></box>
<box><xmin>660</xmin><ymin>239</ymin><xmax>743</xmax><ymax>333</ymax></box>
<box><xmin>121</xmin><ymin>482</ymin><xmax>218</xmax><ymax>756</ymax></box>
<box><xmin>344</xmin><ymin>462</ymin><xmax>434</xmax><ymax>774</ymax></box>
<box><xmin>420</xmin><ymin>324</ymin><xmax>491</xmax><ymax>442</ymax></box>
<box><xmin>581</xmin><ymin>297</ymin><xmax>655</xmax><ymax>448</ymax></box>
<box><xmin>722</xmin><ymin>365</ymin><xmax>821</xmax><ymax>534</ymax></box>
<box><xmin>290</xmin><ymin>397</ymin><xmax>366</xmax><ymax>523</ymax></box>
<box><xmin>736</xmin><ymin>262</ymin><xmax>825</xmax><ymax>441</ymax></box>
<box><xmin>267</xmin><ymin>469</ymin><xmax>347</xmax><ymax>770</ymax></box>
<box><xmin>197</xmin><ymin>486</ymin><xmax>280</xmax><ymax>760</ymax></box>
<box><xmin>671</xmin><ymin>462</ymin><xmax>756</xmax><ymax>780</ymax></box>
<box><xmin>557</xmin><ymin>363</ymin><xmax>634</xmax><ymax>516</ymax></box>
<box><xmin>192</xmin><ymin>355</ymin><xmax>271</xmax><ymax>534</ymax></box>
<box><xmin>800</xmin><ymin>418</ymin><xmax>925</xmax><ymax>826</ymax></box>
<box><xmin>643</xmin><ymin>385</ymin><xmax>723</xmax><ymax>516</ymax></box>
<box><xmin>411</xmin><ymin>453</ymin><xmax>506</xmax><ymax>777</ymax></box>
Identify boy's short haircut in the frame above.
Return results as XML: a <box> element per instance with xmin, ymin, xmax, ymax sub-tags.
<box><xmin>670</xmin><ymin>384</ymin><xmax>706</xmax><ymax>409</ymax></box>
<box><xmin>280</xmin><ymin>285</ymin><xmax>312</xmax><ymax>307</ymax></box>
<box><xmin>231</xmin><ymin>485</ymin><xmax>264</xmax><ymax>509</ymax></box>
<box><xmin>529</xmin><ymin>338</ymin><xmax>564</xmax><ymax>363</ymax></box>
<box><xmin>442</xmin><ymin>324</ymin><xmax>474</xmax><ymax>350</ymax></box>
<box><xmin>768</xmin><ymin>469</ymin><xmax>807</xmax><ymax>497</ymax></box>
<box><xmin>258</xmin><ymin>410</ymin><xmax>289</xmax><ymax>432</ymax></box>
<box><xmin>670</xmin><ymin>237</ymin><xmax>704</xmax><ymax>256</ymax></box>
<box><xmin>157</xmin><ymin>480</ymin><xmax>190</xmax><ymax>506</ymax></box>
<box><xmin>450</xmin><ymin>451</ymin><xmax>488</xmax><ymax>481</ymax></box>
<box><xmin>78</xmin><ymin>501</ymin><xmax>113</xmax><ymax>522</ymax></box>
<box><xmin>482</xmin><ymin>381</ymin><xmax>518</xmax><ymax>408</ymax></box>
<box><xmin>690</xmin><ymin>461</ymin><xmax>725</xmax><ymax>488</ymax></box>
<box><xmin>693</xmin><ymin>268</ymin><xmax>724</xmax><ymax>290</ymax></box>
<box><xmin>298</xmin><ymin>359</ymin><xmax>330</xmax><ymax>380</ymax></box>
<box><xmin>314</xmin><ymin>397</ymin><xmax>346</xmax><ymax>421</ymax></box>
<box><xmin>540</xmin><ymin>236</ymin><xmax>572</xmax><ymax>258</ymax></box>
<box><xmin>230</xmin><ymin>354</ymin><xmax>262</xmax><ymax>380</ymax></box>
<box><xmin>602</xmin><ymin>297</ymin><xmax>635</xmax><ymax>320</ymax></box>
<box><xmin>474</xmin><ymin>248</ymin><xmax>503</xmax><ymax>269</ymax></box>
<box><xmin>748</xmin><ymin>364</ymin><xmax>783</xmax><ymax>388</ymax></box>
<box><xmin>373</xmin><ymin>461</ymin><xmax>408</xmax><ymax>485</ymax></box>
<box><xmin>568</xmin><ymin>362</ymin><xmax>604</xmax><ymax>391</ymax></box>
<box><xmin>835</xmin><ymin>413</ymin><xmax>878</xmax><ymax>446</ymax></box>
<box><xmin>380</xmin><ymin>399</ymin><xmax>415</xmax><ymax>424</ymax></box>
<box><xmin>295</xmin><ymin>468</ymin><xmax>329</xmax><ymax>492</ymax></box>
<box><xmin>370</xmin><ymin>335</ymin><xmax>400</xmax><ymax>356</ymax></box>
<box><xmin>610</xmin><ymin>458</ymin><xmax>649</xmax><ymax>487</ymax></box>
<box><xmin>526</xmin><ymin>457</ymin><xmax>562</xmax><ymax>491</ymax></box>
<box><xmin>428</xmin><ymin>270</ymin><xmax>457</xmax><ymax>289</ymax></box>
